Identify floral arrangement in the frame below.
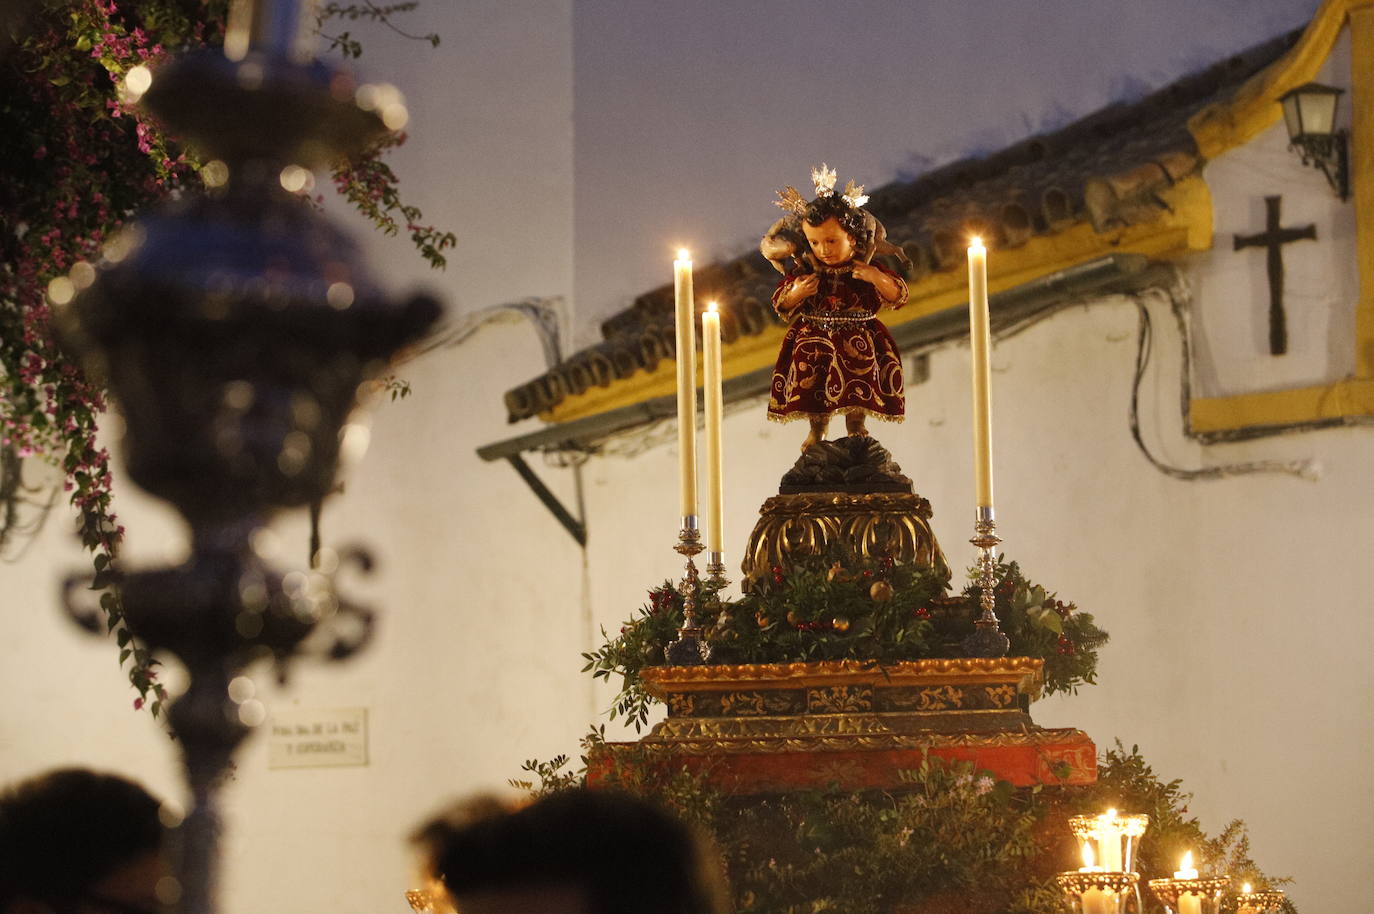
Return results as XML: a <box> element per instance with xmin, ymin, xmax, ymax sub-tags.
<box><xmin>0</xmin><ymin>0</ymin><xmax>452</xmax><ymax>714</ymax></box>
<box><xmin>583</xmin><ymin>551</ymin><xmax>1108</xmax><ymax>731</ymax></box>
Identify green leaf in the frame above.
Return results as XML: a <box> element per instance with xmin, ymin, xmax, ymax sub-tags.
<box><xmin>1030</xmin><ymin>607</ymin><xmax>1064</xmax><ymax>634</ymax></box>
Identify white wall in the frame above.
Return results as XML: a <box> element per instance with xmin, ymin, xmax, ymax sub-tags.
<box><xmin>1193</xmin><ymin>28</ymin><xmax>1358</xmax><ymax>396</ymax></box>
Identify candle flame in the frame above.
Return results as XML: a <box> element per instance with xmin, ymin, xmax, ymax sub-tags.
<box><xmin>677</xmin><ymin>248</ymin><xmax>690</xmax><ymax>261</ymax></box>
<box><xmin>1242</xmin><ymin>883</ymin><xmax>1253</xmax><ymax>894</ymax></box>
<box><xmin>1104</xmin><ymin>808</ymin><xmax>1117</xmax><ymax>820</ymax></box>
<box><xmin>1180</xmin><ymin>851</ymin><xmax>1193</xmax><ymax>870</ymax></box>
<box><xmin>707</xmin><ymin>301</ymin><xmax>719</xmax><ymax>313</ymax></box>
<box><xmin>969</xmin><ymin>236</ymin><xmax>984</xmax><ymax>250</ymax></box>
<box><xmin>1081</xmin><ymin>844</ymin><xmax>1095</xmax><ymax>869</ymax></box>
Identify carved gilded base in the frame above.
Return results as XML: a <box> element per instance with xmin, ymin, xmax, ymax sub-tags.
<box><xmin>643</xmin><ymin>657</ymin><xmax>1044</xmax><ymax>725</ymax></box>
<box><xmin>740</xmin><ymin>491</ymin><xmax>950</xmax><ymax>588</ymax></box>
<box><xmin>591</xmin><ymin>659</ymin><xmax>1096</xmax><ymax>793</ymax></box>
<box><xmin>590</xmin><ymin>726</ymin><xmax>1097</xmax><ymax>793</ymax></box>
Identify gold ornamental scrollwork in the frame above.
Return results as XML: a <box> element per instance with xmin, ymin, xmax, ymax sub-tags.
<box><xmin>986</xmin><ymin>684</ymin><xmax>1016</xmax><ymax>708</ymax></box>
<box><xmin>642</xmin><ymin>657</ymin><xmax>1044</xmax><ymax>698</ymax></box>
<box><xmin>807</xmin><ymin>685</ymin><xmax>874</xmax><ymax>713</ymax></box>
<box><xmin>741</xmin><ymin>492</ymin><xmax>950</xmax><ymax>587</ymax></box>
<box><xmin>667</xmin><ymin>693</ymin><xmax>695</xmax><ymax>717</ymax></box>
<box><xmin>638</xmin><ymin>721</ymin><xmax>1095</xmax><ymax>756</ymax></box>
<box><xmin>720</xmin><ymin>691</ymin><xmax>767</xmax><ymax>716</ymax></box>
<box><xmin>916</xmin><ymin>685</ymin><xmax>964</xmax><ymax>710</ymax></box>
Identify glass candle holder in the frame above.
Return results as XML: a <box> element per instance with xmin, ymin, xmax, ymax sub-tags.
<box><xmin>1069</xmin><ymin>810</ymin><xmax>1150</xmax><ymax>872</ymax></box>
<box><xmin>1148</xmin><ymin>876</ymin><xmax>1230</xmax><ymax>914</ymax></box>
<box><xmin>1056</xmin><ymin>871</ymin><xmax>1140</xmax><ymax>914</ymax></box>
<box><xmin>1235</xmin><ymin>887</ymin><xmax>1286</xmax><ymax>914</ymax></box>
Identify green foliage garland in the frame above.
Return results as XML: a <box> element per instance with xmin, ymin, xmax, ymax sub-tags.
<box><xmin>583</xmin><ymin>550</ymin><xmax>1108</xmax><ymax>731</ymax></box>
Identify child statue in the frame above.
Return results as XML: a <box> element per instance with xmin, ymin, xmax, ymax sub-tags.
<box><xmin>761</xmin><ymin>165</ymin><xmax>908</xmax><ymax>452</ymax></box>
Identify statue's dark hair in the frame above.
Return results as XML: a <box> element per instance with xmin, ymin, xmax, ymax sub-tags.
<box><xmin>416</xmin><ymin>788</ymin><xmax>728</xmax><ymax>914</ymax></box>
<box><xmin>803</xmin><ymin>193</ymin><xmax>872</xmax><ymax>254</ymax></box>
<box><xmin>0</xmin><ymin>768</ymin><xmax>164</xmax><ymax>908</ymax></box>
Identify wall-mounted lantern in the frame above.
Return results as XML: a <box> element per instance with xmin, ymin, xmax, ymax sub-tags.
<box><xmin>1279</xmin><ymin>81</ymin><xmax>1349</xmax><ymax>201</ymax></box>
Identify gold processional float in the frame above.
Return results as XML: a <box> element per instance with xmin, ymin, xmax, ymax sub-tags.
<box><xmin>590</xmin><ymin>173</ymin><xmax>1094</xmax><ymax>795</ymax></box>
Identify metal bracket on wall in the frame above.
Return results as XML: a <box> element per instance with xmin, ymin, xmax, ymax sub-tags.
<box><xmin>505</xmin><ymin>453</ymin><xmax>586</xmax><ymax>547</ymax></box>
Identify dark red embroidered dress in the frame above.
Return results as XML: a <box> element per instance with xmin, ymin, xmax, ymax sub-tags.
<box><xmin>767</xmin><ymin>264</ymin><xmax>907</xmax><ymax>423</ymax></box>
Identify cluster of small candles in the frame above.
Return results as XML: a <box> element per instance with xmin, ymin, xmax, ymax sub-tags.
<box><xmin>1055</xmin><ymin>809</ymin><xmax>1286</xmax><ymax>914</ymax></box>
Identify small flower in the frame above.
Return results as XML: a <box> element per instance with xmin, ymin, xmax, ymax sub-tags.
<box><xmin>133</xmin><ymin>697</ymin><xmax>144</xmax><ymax>710</ymax></box>
<box><xmin>975</xmin><ymin>776</ymin><xmax>994</xmax><ymax>795</ymax></box>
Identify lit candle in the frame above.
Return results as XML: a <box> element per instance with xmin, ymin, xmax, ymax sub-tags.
<box><xmin>673</xmin><ymin>249</ymin><xmax>698</xmax><ymax>520</ymax></box>
<box><xmin>1078</xmin><ymin>845</ymin><xmax>1112</xmax><ymax>914</ymax></box>
<box><xmin>967</xmin><ymin>238</ymin><xmax>994</xmax><ymax>509</ymax></box>
<box><xmin>1081</xmin><ymin>886</ymin><xmax>1115</xmax><ymax>914</ymax></box>
<box><xmin>1098</xmin><ymin>808</ymin><xmax>1122</xmax><ymax>872</ymax></box>
<box><xmin>701</xmin><ymin>303</ymin><xmax>724</xmax><ymax>554</ymax></box>
<box><xmin>1175</xmin><ymin>852</ymin><xmax>1202</xmax><ymax>914</ymax></box>
<box><xmin>1237</xmin><ymin>882</ymin><xmax>1256</xmax><ymax>914</ymax></box>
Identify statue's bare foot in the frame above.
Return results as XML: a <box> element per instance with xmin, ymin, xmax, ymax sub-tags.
<box><xmin>802</xmin><ymin>417</ymin><xmax>829</xmax><ymax>452</ymax></box>
<box><xmin>845</xmin><ymin>412</ymin><xmax>869</xmax><ymax>438</ymax></box>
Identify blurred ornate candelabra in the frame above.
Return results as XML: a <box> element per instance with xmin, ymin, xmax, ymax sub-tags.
<box><xmin>56</xmin><ymin>2</ymin><xmax>439</xmax><ymax>911</ymax></box>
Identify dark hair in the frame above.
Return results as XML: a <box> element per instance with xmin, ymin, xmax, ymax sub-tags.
<box><xmin>803</xmin><ymin>193</ymin><xmax>871</xmax><ymax>251</ymax></box>
<box><xmin>417</xmin><ymin>789</ymin><xmax>727</xmax><ymax>914</ymax></box>
<box><xmin>0</xmin><ymin>768</ymin><xmax>164</xmax><ymax>908</ymax></box>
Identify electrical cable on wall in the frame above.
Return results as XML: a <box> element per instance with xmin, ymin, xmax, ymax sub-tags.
<box><xmin>1128</xmin><ymin>289</ymin><xmax>1316</xmax><ymax>482</ymax></box>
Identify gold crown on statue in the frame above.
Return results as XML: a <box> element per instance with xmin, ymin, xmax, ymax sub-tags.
<box><xmin>774</xmin><ymin>163</ymin><xmax>869</xmax><ymax>215</ymax></box>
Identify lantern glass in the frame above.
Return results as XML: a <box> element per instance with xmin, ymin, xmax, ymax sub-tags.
<box><xmin>1280</xmin><ymin>91</ymin><xmax>1303</xmax><ymax>140</ymax></box>
<box><xmin>1281</xmin><ymin>82</ymin><xmax>1343</xmax><ymax>139</ymax></box>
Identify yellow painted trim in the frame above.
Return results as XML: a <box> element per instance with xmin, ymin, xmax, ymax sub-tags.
<box><xmin>1189</xmin><ymin>378</ymin><xmax>1374</xmax><ymax>433</ymax></box>
<box><xmin>1351</xmin><ymin>7</ymin><xmax>1374</xmax><ymax>375</ymax></box>
<box><xmin>542</xmin><ymin>177</ymin><xmax>1213</xmax><ymax>424</ymax></box>
<box><xmin>1188</xmin><ymin>0</ymin><xmax>1374</xmax><ymax>159</ymax></box>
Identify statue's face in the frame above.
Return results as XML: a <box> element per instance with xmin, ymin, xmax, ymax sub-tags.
<box><xmin>802</xmin><ymin>217</ymin><xmax>855</xmax><ymax>266</ymax></box>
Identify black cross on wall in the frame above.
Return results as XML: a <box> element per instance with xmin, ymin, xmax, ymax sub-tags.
<box><xmin>1233</xmin><ymin>195</ymin><xmax>1316</xmax><ymax>356</ymax></box>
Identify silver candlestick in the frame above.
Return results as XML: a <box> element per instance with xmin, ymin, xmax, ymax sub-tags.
<box><xmin>704</xmin><ymin>550</ymin><xmax>728</xmax><ymax>589</ymax></box>
<box><xmin>664</xmin><ymin>517</ymin><xmax>707</xmax><ymax>665</ymax></box>
<box><xmin>961</xmin><ymin>505</ymin><xmax>1010</xmax><ymax>657</ymax></box>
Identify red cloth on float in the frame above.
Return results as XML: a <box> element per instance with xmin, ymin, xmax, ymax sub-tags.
<box><xmin>767</xmin><ymin>264</ymin><xmax>907</xmax><ymax>423</ymax></box>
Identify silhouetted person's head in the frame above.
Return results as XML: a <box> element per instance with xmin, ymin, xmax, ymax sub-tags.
<box><xmin>0</xmin><ymin>768</ymin><xmax>167</xmax><ymax>914</ymax></box>
<box><xmin>414</xmin><ymin>789</ymin><xmax>727</xmax><ymax>914</ymax></box>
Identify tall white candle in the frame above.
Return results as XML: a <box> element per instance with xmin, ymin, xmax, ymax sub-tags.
<box><xmin>967</xmin><ymin>239</ymin><xmax>994</xmax><ymax>509</ymax></box>
<box><xmin>702</xmin><ymin>303</ymin><xmax>725</xmax><ymax>553</ymax></box>
<box><xmin>673</xmin><ymin>250</ymin><xmax>698</xmax><ymax>519</ymax></box>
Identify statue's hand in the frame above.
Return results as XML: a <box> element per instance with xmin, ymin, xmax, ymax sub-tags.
<box><xmin>850</xmin><ymin>261</ymin><xmax>882</xmax><ymax>285</ymax></box>
<box><xmin>778</xmin><ymin>274</ymin><xmax>819</xmax><ymax>314</ymax></box>
<box><xmin>851</xmin><ymin>261</ymin><xmax>903</xmax><ymax>304</ymax></box>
